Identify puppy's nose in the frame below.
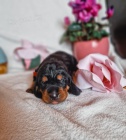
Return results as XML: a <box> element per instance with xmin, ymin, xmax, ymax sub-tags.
<box><xmin>49</xmin><ymin>91</ymin><xmax>59</xmax><ymax>100</ymax></box>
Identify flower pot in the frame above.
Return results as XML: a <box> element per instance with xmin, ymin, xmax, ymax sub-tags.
<box><xmin>73</xmin><ymin>37</ymin><xmax>109</xmax><ymax>61</ymax></box>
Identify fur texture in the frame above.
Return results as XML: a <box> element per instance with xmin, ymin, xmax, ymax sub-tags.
<box><xmin>26</xmin><ymin>51</ymin><xmax>81</xmax><ymax>104</ymax></box>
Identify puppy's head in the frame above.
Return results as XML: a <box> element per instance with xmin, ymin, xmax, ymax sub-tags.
<box><xmin>36</xmin><ymin>63</ymin><xmax>72</xmax><ymax>104</ymax></box>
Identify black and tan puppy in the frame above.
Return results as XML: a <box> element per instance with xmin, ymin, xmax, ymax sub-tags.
<box><xmin>26</xmin><ymin>51</ymin><xmax>81</xmax><ymax>104</ymax></box>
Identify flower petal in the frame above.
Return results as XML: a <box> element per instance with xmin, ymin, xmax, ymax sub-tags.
<box><xmin>86</xmin><ymin>0</ymin><xmax>96</xmax><ymax>5</ymax></box>
<box><xmin>120</xmin><ymin>76</ymin><xmax>126</xmax><ymax>87</ymax></box>
<box><xmin>77</xmin><ymin>53</ymin><xmax>126</xmax><ymax>93</ymax></box>
<box><xmin>79</xmin><ymin>11</ymin><xmax>92</xmax><ymax>22</ymax></box>
<box><xmin>92</xmin><ymin>63</ymin><xmax>104</xmax><ymax>80</ymax></box>
<box><xmin>76</xmin><ymin>70</ymin><xmax>92</xmax><ymax>89</ymax></box>
<box><xmin>105</xmin><ymin>59</ymin><xmax>124</xmax><ymax>76</ymax></box>
<box><xmin>64</xmin><ymin>17</ymin><xmax>71</xmax><ymax>26</ymax></box>
<box><xmin>76</xmin><ymin>69</ymin><xmax>106</xmax><ymax>92</ymax></box>
<box><xmin>94</xmin><ymin>62</ymin><xmax>111</xmax><ymax>82</ymax></box>
<box><xmin>77</xmin><ymin>53</ymin><xmax>108</xmax><ymax>70</ymax></box>
<box><xmin>105</xmin><ymin>60</ymin><xmax>123</xmax><ymax>92</ymax></box>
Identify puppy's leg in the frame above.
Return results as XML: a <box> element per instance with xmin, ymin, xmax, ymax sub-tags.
<box><xmin>26</xmin><ymin>82</ymin><xmax>35</xmax><ymax>93</ymax></box>
<box><xmin>69</xmin><ymin>81</ymin><xmax>81</xmax><ymax>96</ymax></box>
<box><xmin>69</xmin><ymin>72</ymin><xmax>82</xmax><ymax>96</ymax></box>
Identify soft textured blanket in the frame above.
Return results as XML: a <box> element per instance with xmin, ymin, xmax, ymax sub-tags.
<box><xmin>0</xmin><ymin>72</ymin><xmax>126</xmax><ymax>140</ymax></box>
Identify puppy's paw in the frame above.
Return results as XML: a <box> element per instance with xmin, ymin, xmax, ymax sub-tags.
<box><xmin>69</xmin><ymin>81</ymin><xmax>82</xmax><ymax>96</ymax></box>
<box><xmin>73</xmin><ymin>87</ymin><xmax>82</xmax><ymax>96</ymax></box>
<box><xmin>26</xmin><ymin>88</ymin><xmax>33</xmax><ymax>93</ymax></box>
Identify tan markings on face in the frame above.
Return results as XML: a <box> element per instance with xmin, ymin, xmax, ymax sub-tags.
<box><xmin>57</xmin><ymin>74</ymin><xmax>63</xmax><ymax>80</ymax></box>
<box><xmin>41</xmin><ymin>86</ymin><xmax>69</xmax><ymax>104</ymax></box>
<box><xmin>42</xmin><ymin>76</ymin><xmax>48</xmax><ymax>82</ymax></box>
<box><xmin>58</xmin><ymin>86</ymin><xmax>69</xmax><ymax>102</ymax></box>
<box><xmin>41</xmin><ymin>89</ymin><xmax>51</xmax><ymax>104</ymax></box>
<box><xmin>66</xmin><ymin>85</ymin><xmax>70</xmax><ymax>90</ymax></box>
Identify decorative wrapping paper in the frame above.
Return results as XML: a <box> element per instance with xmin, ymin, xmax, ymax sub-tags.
<box><xmin>76</xmin><ymin>53</ymin><xmax>126</xmax><ymax>93</ymax></box>
<box><xmin>14</xmin><ymin>40</ymin><xmax>49</xmax><ymax>70</ymax></box>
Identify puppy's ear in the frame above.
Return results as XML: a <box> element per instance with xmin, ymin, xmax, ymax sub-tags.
<box><xmin>64</xmin><ymin>71</ymin><xmax>81</xmax><ymax>95</ymax></box>
<box><xmin>68</xmin><ymin>80</ymin><xmax>82</xmax><ymax>96</ymax></box>
<box><xmin>33</xmin><ymin>81</ymin><xmax>42</xmax><ymax>99</ymax></box>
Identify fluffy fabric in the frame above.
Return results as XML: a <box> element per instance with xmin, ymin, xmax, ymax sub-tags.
<box><xmin>0</xmin><ymin>72</ymin><xmax>126</xmax><ymax>140</ymax></box>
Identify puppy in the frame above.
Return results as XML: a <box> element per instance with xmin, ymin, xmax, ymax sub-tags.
<box><xmin>26</xmin><ymin>51</ymin><xmax>81</xmax><ymax>104</ymax></box>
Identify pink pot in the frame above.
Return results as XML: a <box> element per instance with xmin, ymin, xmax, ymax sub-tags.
<box><xmin>73</xmin><ymin>37</ymin><xmax>109</xmax><ymax>61</ymax></box>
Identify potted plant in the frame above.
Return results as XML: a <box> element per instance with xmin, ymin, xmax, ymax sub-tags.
<box><xmin>60</xmin><ymin>0</ymin><xmax>114</xmax><ymax>60</ymax></box>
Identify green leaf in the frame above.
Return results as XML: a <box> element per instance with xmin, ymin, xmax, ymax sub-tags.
<box><xmin>81</xmin><ymin>31</ymin><xmax>87</xmax><ymax>36</ymax></box>
<box><xmin>68</xmin><ymin>23</ymin><xmax>82</xmax><ymax>32</ymax></box>
<box><xmin>72</xmin><ymin>31</ymin><xmax>84</xmax><ymax>37</ymax></box>
<box><xmin>93</xmin><ymin>31</ymin><xmax>102</xmax><ymax>39</ymax></box>
<box><xmin>69</xmin><ymin>36</ymin><xmax>76</xmax><ymax>42</ymax></box>
<box><xmin>85</xmin><ymin>23</ymin><xmax>93</xmax><ymax>28</ymax></box>
<box><xmin>77</xmin><ymin>31</ymin><xmax>82</xmax><ymax>37</ymax></box>
<box><xmin>77</xmin><ymin>31</ymin><xmax>86</xmax><ymax>37</ymax></box>
<box><xmin>100</xmin><ymin>30</ymin><xmax>109</xmax><ymax>37</ymax></box>
<box><xmin>22</xmin><ymin>55</ymin><xmax>41</xmax><ymax>70</ymax></box>
<box><xmin>88</xmin><ymin>29</ymin><xmax>93</xmax><ymax>34</ymax></box>
<box><xmin>87</xmin><ymin>35</ymin><xmax>92</xmax><ymax>40</ymax></box>
<box><xmin>60</xmin><ymin>32</ymin><xmax>69</xmax><ymax>43</ymax></box>
<box><xmin>72</xmin><ymin>32</ymin><xmax>78</xmax><ymax>37</ymax></box>
<box><xmin>29</xmin><ymin>55</ymin><xmax>41</xmax><ymax>69</ymax></box>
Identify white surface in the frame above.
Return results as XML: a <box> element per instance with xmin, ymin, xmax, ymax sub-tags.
<box><xmin>0</xmin><ymin>0</ymin><xmax>72</xmax><ymax>73</ymax></box>
<box><xmin>0</xmin><ymin>72</ymin><xmax>126</xmax><ymax>140</ymax></box>
<box><xmin>0</xmin><ymin>0</ymin><xmax>126</xmax><ymax>74</ymax></box>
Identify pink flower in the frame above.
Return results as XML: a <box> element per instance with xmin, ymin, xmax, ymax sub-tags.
<box><xmin>90</xmin><ymin>4</ymin><xmax>102</xmax><ymax>16</ymax></box>
<box><xmin>78</xmin><ymin>11</ymin><xmax>92</xmax><ymax>22</ymax></box>
<box><xmin>86</xmin><ymin>0</ymin><xmax>96</xmax><ymax>5</ymax></box>
<box><xmin>68</xmin><ymin>0</ymin><xmax>101</xmax><ymax>22</ymax></box>
<box><xmin>64</xmin><ymin>17</ymin><xmax>71</xmax><ymax>26</ymax></box>
<box><xmin>69</xmin><ymin>0</ymin><xmax>86</xmax><ymax>6</ymax></box>
<box><xmin>76</xmin><ymin>54</ymin><xmax>126</xmax><ymax>93</ymax></box>
<box><xmin>102</xmin><ymin>6</ymin><xmax>114</xmax><ymax>20</ymax></box>
<box><xmin>69</xmin><ymin>0</ymin><xmax>86</xmax><ymax>14</ymax></box>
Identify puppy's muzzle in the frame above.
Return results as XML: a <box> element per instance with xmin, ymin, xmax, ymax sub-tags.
<box><xmin>42</xmin><ymin>85</ymin><xmax>69</xmax><ymax>104</ymax></box>
<box><xmin>47</xmin><ymin>86</ymin><xmax>59</xmax><ymax>100</ymax></box>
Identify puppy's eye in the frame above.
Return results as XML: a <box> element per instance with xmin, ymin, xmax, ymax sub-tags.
<box><xmin>57</xmin><ymin>74</ymin><xmax>63</xmax><ymax>81</ymax></box>
<box><xmin>42</xmin><ymin>76</ymin><xmax>48</xmax><ymax>82</ymax></box>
